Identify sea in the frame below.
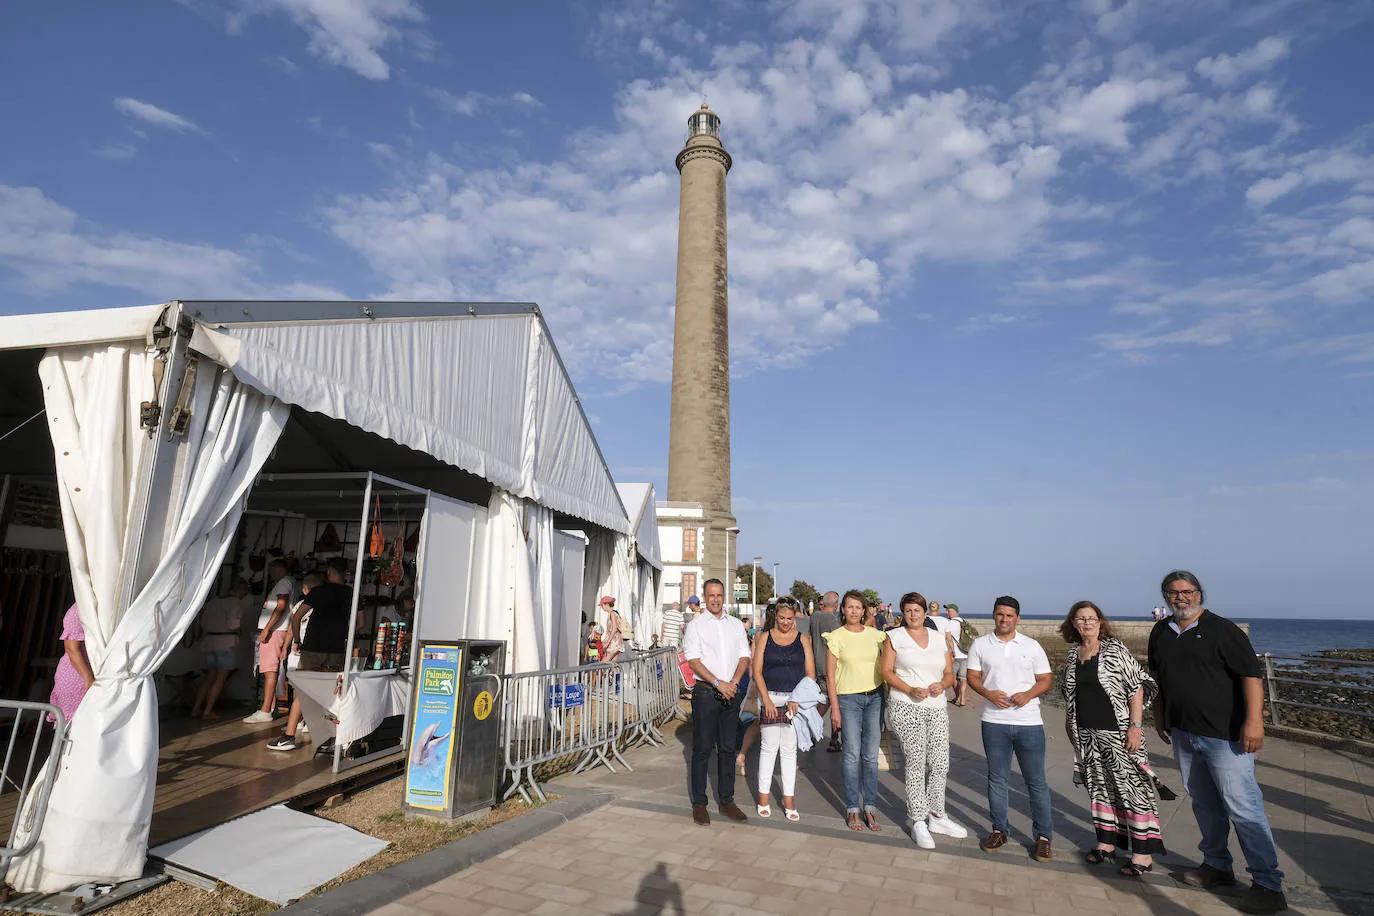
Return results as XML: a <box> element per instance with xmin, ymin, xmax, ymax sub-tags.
<box><xmin>1018</xmin><ymin>614</ymin><xmax>1374</xmax><ymax>659</ymax></box>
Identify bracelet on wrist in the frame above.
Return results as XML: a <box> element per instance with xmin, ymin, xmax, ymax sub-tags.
<box><xmin>1128</xmin><ymin>721</ymin><xmax>1143</xmax><ymax>728</ymax></box>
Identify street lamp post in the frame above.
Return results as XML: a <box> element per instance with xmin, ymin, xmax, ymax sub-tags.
<box><xmin>772</xmin><ymin>562</ymin><xmax>780</xmax><ymax>599</ymax></box>
<box><xmin>725</xmin><ymin>526</ymin><xmax>741</xmax><ymax>615</ymax></box>
<box><xmin>752</xmin><ymin>556</ymin><xmax>762</xmax><ymax>616</ymax></box>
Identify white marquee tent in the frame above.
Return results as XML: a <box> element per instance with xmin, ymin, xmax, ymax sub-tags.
<box><xmin>0</xmin><ymin>300</ymin><xmax>633</xmax><ymax>893</ymax></box>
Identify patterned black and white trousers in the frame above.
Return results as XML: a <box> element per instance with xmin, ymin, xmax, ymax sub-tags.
<box><xmin>886</xmin><ymin>701</ymin><xmax>951</xmax><ymax>823</ymax></box>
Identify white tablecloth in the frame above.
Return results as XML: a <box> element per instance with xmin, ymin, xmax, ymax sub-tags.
<box><xmin>287</xmin><ymin>669</ymin><xmax>412</xmax><ymax>748</ymax></box>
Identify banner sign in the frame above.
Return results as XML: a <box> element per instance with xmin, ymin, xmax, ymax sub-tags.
<box><xmin>547</xmin><ymin>683</ymin><xmax>586</xmax><ymax>709</ymax></box>
<box><xmin>405</xmin><ymin>644</ymin><xmax>463</xmax><ymax>811</ymax></box>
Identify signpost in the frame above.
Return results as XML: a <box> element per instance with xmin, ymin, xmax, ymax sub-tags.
<box><xmin>404</xmin><ymin>644</ymin><xmax>463</xmax><ymax>812</ymax></box>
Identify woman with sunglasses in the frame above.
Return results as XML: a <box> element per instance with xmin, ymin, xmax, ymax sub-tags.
<box><xmin>881</xmin><ymin>591</ymin><xmax>966</xmax><ymax>847</ymax></box>
<box><xmin>749</xmin><ymin>596</ymin><xmax>815</xmax><ymax>820</ymax></box>
<box><xmin>1060</xmin><ymin>601</ymin><xmax>1166</xmax><ymax>876</ymax></box>
<box><xmin>825</xmin><ymin>589</ymin><xmax>888</xmax><ymax>831</ymax></box>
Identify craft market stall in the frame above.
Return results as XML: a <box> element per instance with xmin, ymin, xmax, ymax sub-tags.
<box><xmin>0</xmin><ymin>300</ymin><xmax>634</xmax><ymax>895</ymax></box>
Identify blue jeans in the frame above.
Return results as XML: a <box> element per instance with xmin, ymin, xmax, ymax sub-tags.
<box><xmin>1173</xmin><ymin>729</ymin><xmax>1283</xmax><ymax>891</ymax></box>
<box><xmin>838</xmin><ymin>691</ymin><xmax>882</xmax><ymax>813</ymax></box>
<box><xmin>981</xmin><ymin>721</ymin><xmax>1053</xmax><ymax>840</ymax></box>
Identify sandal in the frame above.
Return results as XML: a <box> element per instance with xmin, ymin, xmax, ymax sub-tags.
<box><xmin>736</xmin><ymin>757</ymin><xmax>746</xmax><ymax>776</ymax></box>
<box><xmin>1119</xmin><ymin>862</ymin><xmax>1153</xmax><ymax>877</ymax></box>
<box><xmin>757</xmin><ymin>803</ymin><xmax>771</xmax><ymax>818</ymax></box>
<box><xmin>847</xmin><ymin>812</ymin><xmax>864</xmax><ymax>832</ymax></box>
<box><xmin>862</xmin><ymin>811</ymin><xmax>882</xmax><ymax>832</ymax></box>
<box><xmin>1085</xmin><ymin>849</ymin><xmax>1117</xmax><ymax>865</ymax></box>
<box><xmin>784</xmin><ymin>808</ymin><xmax>800</xmax><ymax>822</ymax></box>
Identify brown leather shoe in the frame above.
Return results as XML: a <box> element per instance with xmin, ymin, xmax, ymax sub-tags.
<box><xmin>981</xmin><ymin>829</ymin><xmax>1008</xmax><ymax>852</ymax></box>
<box><xmin>719</xmin><ymin>801</ymin><xmax>748</xmax><ymax>822</ymax></box>
<box><xmin>692</xmin><ymin>804</ymin><xmax>710</xmax><ymax>827</ymax></box>
<box><xmin>1034</xmin><ymin>836</ymin><xmax>1053</xmax><ymax>862</ymax></box>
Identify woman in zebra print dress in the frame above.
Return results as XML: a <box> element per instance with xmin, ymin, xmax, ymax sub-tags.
<box><xmin>1060</xmin><ymin>601</ymin><xmax>1166</xmax><ymax>876</ymax></box>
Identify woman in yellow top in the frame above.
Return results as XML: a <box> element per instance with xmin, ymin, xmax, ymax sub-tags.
<box><xmin>825</xmin><ymin>589</ymin><xmax>889</xmax><ymax>831</ymax></box>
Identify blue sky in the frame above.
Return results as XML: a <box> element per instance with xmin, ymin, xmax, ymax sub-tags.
<box><xmin>2</xmin><ymin>1</ymin><xmax>1372</xmax><ymax>620</ymax></box>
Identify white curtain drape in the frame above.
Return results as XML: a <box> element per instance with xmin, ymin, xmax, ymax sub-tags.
<box><xmin>37</xmin><ymin>343</ymin><xmax>155</xmax><ymax>661</ymax></box>
<box><xmin>12</xmin><ymin>356</ymin><xmax>287</xmax><ymax>893</ymax></box>
<box><xmin>634</xmin><ymin>561</ymin><xmax>662</xmax><ymax>648</ymax></box>
<box><xmin>584</xmin><ymin>529</ymin><xmax>634</xmax><ymax>638</ymax></box>
<box><xmin>473</xmin><ymin>489</ymin><xmax>537</xmax><ymax>672</ymax></box>
<box><xmin>523</xmin><ymin>501</ymin><xmax>555</xmax><ymax>671</ymax></box>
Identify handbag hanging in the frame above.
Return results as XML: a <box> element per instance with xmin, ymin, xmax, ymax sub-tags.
<box><xmin>368</xmin><ymin>496</ymin><xmax>386</xmax><ymax>559</ymax></box>
<box><xmin>378</xmin><ymin>509</ymin><xmax>406</xmax><ymax>587</ymax></box>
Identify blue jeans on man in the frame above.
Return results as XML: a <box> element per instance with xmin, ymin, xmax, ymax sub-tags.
<box><xmin>1173</xmin><ymin>729</ymin><xmax>1284</xmax><ymax>892</ymax></box>
<box><xmin>838</xmin><ymin>691</ymin><xmax>882</xmax><ymax>813</ymax></box>
<box><xmin>981</xmin><ymin>722</ymin><xmax>1053</xmax><ymax>841</ymax></box>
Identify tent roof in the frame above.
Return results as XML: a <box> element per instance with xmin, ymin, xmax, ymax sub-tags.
<box><xmin>616</xmin><ymin>482</ymin><xmax>662</xmax><ymax>570</ymax></box>
<box><xmin>0</xmin><ymin>304</ymin><xmax>167</xmax><ymax>351</ymax></box>
<box><xmin>0</xmin><ymin>301</ymin><xmax>631</xmax><ymax>536</ymax></box>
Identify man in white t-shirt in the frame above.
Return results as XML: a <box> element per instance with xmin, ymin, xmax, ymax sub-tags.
<box><xmin>966</xmin><ymin>596</ymin><xmax>1054</xmax><ymax>862</ymax></box>
<box><xmin>243</xmin><ymin>559</ymin><xmax>297</xmax><ymax>724</ymax></box>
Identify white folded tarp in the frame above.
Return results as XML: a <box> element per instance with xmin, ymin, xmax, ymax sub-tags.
<box><xmin>190</xmin><ymin>313</ymin><xmax>630</xmax><ymax>536</ymax></box>
<box><xmin>11</xmin><ymin>354</ymin><xmax>287</xmax><ymax>893</ymax></box>
<box><xmin>150</xmin><ymin>805</ymin><xmax>387</xmax><ymax>905</ymax></box>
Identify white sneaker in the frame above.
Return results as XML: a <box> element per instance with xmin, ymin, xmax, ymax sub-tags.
<box><xmin>910</xmin><ymin>821</ymin><xmax>936</xmax><ymax>849</ymax></box>
<box><xmin>242</xmin><ymin>710</ymin><xmax>274</xmax><ymax>724</ymax></box>
<box><xmin>297</xmin><ymin>721</ymin><xmax>309</xmax><ymax>733</ymax></box>
<box><xmin>928</xmin><ymin>815</ymin><xmax>968</xmax><ymax>838</ymax></box>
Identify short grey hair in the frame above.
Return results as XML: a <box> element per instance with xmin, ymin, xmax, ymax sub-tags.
<box><xmin>820</xmin><ymin>591</ymin><xmax>839</xmax><ymax>610</ymax></box>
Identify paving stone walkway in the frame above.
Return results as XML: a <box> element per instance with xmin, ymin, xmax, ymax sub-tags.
<box><xmin>366</xmin><ymin>700</ymin><xmax>1372</xmax><ymax>916</ymax></box>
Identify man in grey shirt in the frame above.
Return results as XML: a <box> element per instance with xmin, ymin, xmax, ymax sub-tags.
<box><xmin>808</xmin><ymin>590</ymin><xmax>843</xmax><ymax>751</ymax></box>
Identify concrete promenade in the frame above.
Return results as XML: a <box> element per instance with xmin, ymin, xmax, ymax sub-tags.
<box><xmin>367</xmin><ymin>700</ymin><xmax>1371</xmax><ymax>916</ymax></box>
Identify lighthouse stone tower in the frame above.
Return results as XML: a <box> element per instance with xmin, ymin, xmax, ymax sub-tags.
<box><xmin>666</xmin><ymin>105</ymin><xmax>737</xmax><ymax>593</ymax></box>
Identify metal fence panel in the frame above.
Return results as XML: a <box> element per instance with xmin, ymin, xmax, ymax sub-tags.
<box><xmin>1</xmin><ymin>700</ymin><xmax>67</xmax><ymax>892</ymax></box>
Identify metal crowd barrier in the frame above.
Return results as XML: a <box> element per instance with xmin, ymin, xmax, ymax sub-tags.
<box><xmin>499</xmin><ymin>647</ymin><xmax>684</xmax><ymax>805</ymax></box>
<box><xmin>1260</xmin><ymin>653</ymin><xmax>1374</xmax><ymax>728</ymax></box>
<box><xmin>1</xmin><ymin>700</ymin><xmax>67</xmax><ymax>893</ymax></box>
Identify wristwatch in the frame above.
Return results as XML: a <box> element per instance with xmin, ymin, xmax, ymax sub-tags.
<box><xmin>1128</xmin><ymin>721</ymin><xmax>1143</xmax><ymax>728</ymax></box>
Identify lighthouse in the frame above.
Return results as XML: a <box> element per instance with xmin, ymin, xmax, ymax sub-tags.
<box><xmin>666</xmin><ymin>104</ymin><xmax>737</xmax><ymax>592</ymax></box>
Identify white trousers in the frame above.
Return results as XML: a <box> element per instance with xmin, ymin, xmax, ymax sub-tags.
<box><xmin>757</xmin><ymin>691</ymin><xmax>797</xmax><ymax>798</ymax></box>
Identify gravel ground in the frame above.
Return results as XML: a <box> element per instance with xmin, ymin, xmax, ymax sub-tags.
<box><xmin>101</xmin><ymin>779</ymin><xmax>542</xmax><ymax>916</ymax></box>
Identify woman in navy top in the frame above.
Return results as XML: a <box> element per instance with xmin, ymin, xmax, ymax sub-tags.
<box><xmin>750</xmin><ymin>596</ymin><xmax>816</xmax><ymax>821</ymax></box>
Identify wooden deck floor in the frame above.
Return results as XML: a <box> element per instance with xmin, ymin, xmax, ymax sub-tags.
<box><xmin>2</xmin><ymin>711</ymin><xmax>402</xmax><ymax>850</ymax></box>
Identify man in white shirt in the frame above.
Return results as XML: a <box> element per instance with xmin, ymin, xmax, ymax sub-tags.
<box><xmin>966</xmin><ymin>596</ymin><xmax>1054</xmax><ymax>862</ymax></box>
<box><xmin>682</xmin><ymin>578</ymin><xmax>751</xmax><ymax>827</ymax></box>
<box><xmin>662</xmin><ymin>601</ymin><xmax>684</xmax><ymax>648</ymax></box>
<box><xmin>243</xmin><ymin>559</ymin><xmax>297</xmax><ymax>724</ymax></box>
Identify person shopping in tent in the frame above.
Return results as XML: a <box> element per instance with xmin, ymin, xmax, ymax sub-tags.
<box><xmin>49</xmin><ymin>603</ymin><xmax>94</xmax><ymax>723</ymax></box>
<box><xmin>599</xmin><ymin>596</ymin><xmax>625</xmax><ymax>664</ymax></box>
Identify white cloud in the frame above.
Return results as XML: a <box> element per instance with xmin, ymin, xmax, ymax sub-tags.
<box><xmin>323</xmin><ymin>37</ymin><xmax>1066</xmax><ymax>381</ymax></box>
<box><xmin>1196</xmin><ymin>36</ymin><xmax>1289</xmax><ymax>86</ymax></box>
<box><xmin>426</xmin><ymin>88</ymin><xmax>544</xmax><ymax>118</ymax></box>
<box><xmin>91</xmin><ymin>144</ymin><xmax>138</xmax><ymax>161</ymax></box>
<box><xmin>0</xmin><ymin>185</ymin><xmax>344</xmax><ymax>300</ymax></box>
<box><xmin>113</xmin><ymin>98</ymin><xmax>205</xmax><ymax>134</ymax></box>
<box><xmin>1246</xmin><ymin>170</ymin><xmax>1303</xmax><ymax>207</ymax></box>
<box><xmin>1048</xmin><ymin>75</ymin><xmax>1186</xmax><ymax>149</ymax></box>
<box><xmin>220</xmin><ymin>0</ymin><xmax>425</xmax><ymax>80</ymax></box>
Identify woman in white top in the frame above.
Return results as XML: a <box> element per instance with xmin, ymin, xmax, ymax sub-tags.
<box><xmin>881</xmin><ymin>591</ymin><xmax>966</xmax><ymax>849</ymax></box>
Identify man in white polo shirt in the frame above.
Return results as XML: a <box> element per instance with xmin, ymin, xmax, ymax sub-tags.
<box><xmin>682</xmin><ymin>578</ymin><xmax>751</xmax><ymax>827</ymax></box>
<box><xmin>966</xmin><ymin>595</ymin><xmax>1054</xmax><ymax>862</ymax></box>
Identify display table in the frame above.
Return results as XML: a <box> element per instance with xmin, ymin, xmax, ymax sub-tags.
<box><xmin>287</xmin><ymin>668</ymin><xmax>412</xmax><ymax>752</ymax></box>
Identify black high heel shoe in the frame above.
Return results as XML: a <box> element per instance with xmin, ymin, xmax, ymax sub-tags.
<box><xmin>1084</xmin><ymin>849</ymin><xmax>1117</xmax><ymax>865</ymax></box>
<box><xmin>1119</xmin><ymin>862</ymin><xmax>1154</xmax><ymax>877</ymax></box>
